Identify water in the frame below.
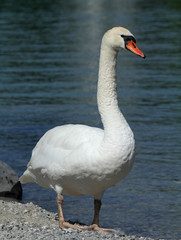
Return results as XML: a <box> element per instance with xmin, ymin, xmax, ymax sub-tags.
<box><xmin>0</xmin><ymin>0</ymin><xmax>180</xmax><ymax>239</ymax></box>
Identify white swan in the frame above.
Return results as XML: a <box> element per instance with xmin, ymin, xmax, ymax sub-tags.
<box><xmin>20</xmin><ymin>27</ymin><xmax>145</xmax><ymax>231</ymax></box>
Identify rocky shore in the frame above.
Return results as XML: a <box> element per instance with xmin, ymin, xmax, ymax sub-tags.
<box><xmin>0</xmin><ymin>200</ymin><xmax>154</xmax><ymax>240</ymax></box>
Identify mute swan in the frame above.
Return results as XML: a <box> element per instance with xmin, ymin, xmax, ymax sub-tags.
<box><xmin>20</xmin><ymin>27</ymin><xmax>145</xmax><ymax>232</ymax></box>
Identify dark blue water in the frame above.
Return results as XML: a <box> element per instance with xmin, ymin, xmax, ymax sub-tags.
<box><xmin>0</xmin><ymin>1</ymin><xmax>180</xmax><ymax>239</ymax></box>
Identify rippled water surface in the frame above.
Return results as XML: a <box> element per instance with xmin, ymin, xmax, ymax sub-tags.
<box><xmin>0</xmin><ymin>1</ymin><xmax>180</xmax><ymax>239</ymax></box>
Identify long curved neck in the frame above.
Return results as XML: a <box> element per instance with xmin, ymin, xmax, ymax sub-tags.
<box><xmin>97</xmin><ymin>42</ymin><xmax>131</xmax><ymax>143</ymax></box>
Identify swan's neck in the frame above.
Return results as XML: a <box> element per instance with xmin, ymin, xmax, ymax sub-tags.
<box><xmin>97</xmin><ymin>43</ymin><xmax>132</xmax><ymax>143</ymax></box>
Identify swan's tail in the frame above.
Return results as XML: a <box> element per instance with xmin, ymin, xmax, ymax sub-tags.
<box><xmin>19</xmin><ymin>169</ymin><xmax>35</xmax><ymax>184</ymax></box>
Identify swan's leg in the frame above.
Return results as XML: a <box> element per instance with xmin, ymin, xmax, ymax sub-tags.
<box><xmin>88</xmin><ymin>196</ymin><xmax>116</xmax><ymax>233</ymax></box>
<box><xmin>56</xmin><ymin>193</ymin><xmax>115</xmax><ymax>232</ymax></box>
<box><xmin>56</xmin><ymin>195</ymin><xmax>85</xmax><ymax>230</ymax></box>
<box><xmin>56</xmin><ymin>195</ymin><xmax>65</xmax><ymax>228</ymax></box>
<box><xmin>92</xmin><ymin>199</ymin><xmax>101</xmax><ymax>226</ymax></box>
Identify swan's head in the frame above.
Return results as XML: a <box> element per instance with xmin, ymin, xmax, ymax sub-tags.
<box><xmin>103</xmin><ymin>27</ymin><xmax>145</xmax><ymax>58</ymax></box>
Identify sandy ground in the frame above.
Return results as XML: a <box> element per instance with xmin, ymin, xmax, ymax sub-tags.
<box><xmin>0</xmin><ymin>200</ymin><xmax>155</xmax><ymax>240</ymax></box>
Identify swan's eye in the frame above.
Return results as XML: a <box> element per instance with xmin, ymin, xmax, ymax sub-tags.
<box><xmin>121</xmin><ymin>35</ymin><xmax>136</xmax><ymax>45</ymax></box>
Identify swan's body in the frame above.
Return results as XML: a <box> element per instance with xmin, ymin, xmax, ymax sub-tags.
<box><xmin>24</xmin><ymin>123</ymin><xmax>134</xmax><ymax>197</ymax></box>
<box><xmin>20</xmin><ymin>27</ymin><xmax>145</xmax><ymax>231</ymax></box>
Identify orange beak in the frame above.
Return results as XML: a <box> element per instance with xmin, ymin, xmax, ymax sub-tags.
<box><xmin>126</xmin><ymin>40</ymin><xmax>145</xmax><ymax>58</ymax></box>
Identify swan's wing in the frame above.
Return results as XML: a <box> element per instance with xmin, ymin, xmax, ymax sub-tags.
<box><xmin>27</xmin><ymin>124</ymin><xmax>104</xmax><ymax>171</ymax></box>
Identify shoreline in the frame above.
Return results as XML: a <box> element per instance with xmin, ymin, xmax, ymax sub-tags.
<box><xmin>0</xmin><ymin>200</ymin><xmax>154</xmax><ymax>240</ymax></box>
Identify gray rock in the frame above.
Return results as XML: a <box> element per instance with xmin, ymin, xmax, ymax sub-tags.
<box><xmin>0</xmin><ymin>160</ymin><xmax>22</xmax><ymax>200</ymax></box>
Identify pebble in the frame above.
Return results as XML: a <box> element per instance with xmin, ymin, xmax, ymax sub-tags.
<box><xmin>0</xmin><ymin>200</ymin><xmax>155</xmax><ymax>240</ymax></box>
